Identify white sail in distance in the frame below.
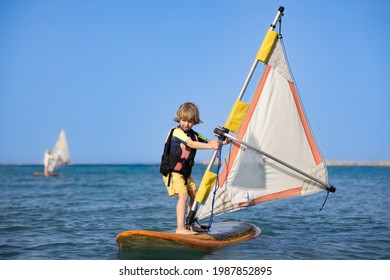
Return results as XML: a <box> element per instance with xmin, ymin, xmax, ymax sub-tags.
<box><xmin>47</xmin><ymin>129</ymin><xmax>71</xmax><ymax>173</ymax></box>
<box><xmin>197</xmin><ymin>34</ymin><xmax>330</xmax><ymax>221</ymax></box>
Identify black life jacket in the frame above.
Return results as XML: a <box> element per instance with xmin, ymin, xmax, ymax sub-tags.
<box><xmin>159</xmin><ymin>127</ymin><xmax>199</xmax><ymax>185</ymax></box>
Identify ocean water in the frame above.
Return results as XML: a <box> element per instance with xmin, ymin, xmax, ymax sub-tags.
<box><xmin>0</xmin><ymin>164</ymin><xmax>389</xmax><ymax>260</ymax></box>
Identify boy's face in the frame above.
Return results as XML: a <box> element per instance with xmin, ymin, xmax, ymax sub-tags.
<box><xmin>179</xmin><ymin>119</ymin><xmax>194</xmax><ymax>132</ymax></box>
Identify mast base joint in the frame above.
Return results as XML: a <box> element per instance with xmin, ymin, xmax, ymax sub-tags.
<box><xmin>214</xmin><ymin>126</ymin><xmax>229</xmax><ymax>141</ymax></box>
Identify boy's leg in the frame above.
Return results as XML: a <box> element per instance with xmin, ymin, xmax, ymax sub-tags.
<box><xmin>176</xmin><ymin>192</ymin><xmax>197</xmax><ymax>234</ymax></box>
<box><xmin>164</xmin><ymin>173</ymin><xmax>198</xmax><ymax>235</ymax></box>
<box><xmin>186</xmin><ymin>177</ymin><xmax>207</xmax><ymax>232</ymax></box>
<box><xmin>187</xmin><ymin>188</ymin><xmax>195</xmax><ymax>213</ymax></box>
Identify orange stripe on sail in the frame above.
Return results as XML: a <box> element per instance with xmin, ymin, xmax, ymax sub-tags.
<box><xmin>289</xmin><ymin>82</ymin><xmax>323</xmax><ymax>165</ymax></box>
<box><xmin>238</xmin><ymin>186</ymin><xmax>303</xmax><ymax>207</ymax></box>
<box><xmin>218</xmin><ymin>65</ymin><xmax>272</xmax><ymax>187</ymax></box>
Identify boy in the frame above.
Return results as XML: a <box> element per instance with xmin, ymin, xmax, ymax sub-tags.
<box><xmin>160</xmin><ymin>102</ymin><xmax>228</xmax><ymax>234</ymax></box>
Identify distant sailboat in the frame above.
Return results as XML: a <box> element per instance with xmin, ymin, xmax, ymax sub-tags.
<box><xmin>34</xmin><ymin>129</ymin><xmax>71</xmax><ymax>177</ymax></box>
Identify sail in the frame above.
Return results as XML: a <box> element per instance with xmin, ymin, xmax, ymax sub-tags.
<box><xmin>47</xmin><ymin>129</ymin><xmax>71</xmax><ymax>172</ymax></box>
<box><xmin>197</xmin><ymin>36</ymin><xmax>328</xmax><ymax>220</ymax></box>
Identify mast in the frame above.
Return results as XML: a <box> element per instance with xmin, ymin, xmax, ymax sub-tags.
<box><xmin>237</xmin><ymin>6</ymin><xmax>284</xmax><ymax>101</ymax></box>
<box><xmin>186</xmin><ymin>6</ymin><xmax>286</xmax><ymax>228</ymax></box>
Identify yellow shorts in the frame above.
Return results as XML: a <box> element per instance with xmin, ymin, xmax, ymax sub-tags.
<box><xmin>162</xmin><ymin>172</ymin><xmax>197</xmax><ymax>197</ymax></box>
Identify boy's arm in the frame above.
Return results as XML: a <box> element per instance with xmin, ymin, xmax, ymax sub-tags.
<box><xmin>187</xmin><ymin>139</ymin><xmax>220</xmax><ymax>150</ymax></box>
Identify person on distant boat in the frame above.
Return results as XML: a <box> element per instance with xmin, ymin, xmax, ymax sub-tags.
<box><xmin>160</xmin><ymin>102</ymin><xmax>230</xmax><ymax>235</ymax></box>
<box><xmin>43</xmin><ymin>149</ymin><xmax>52</xmax><ymax>176</ymax></box>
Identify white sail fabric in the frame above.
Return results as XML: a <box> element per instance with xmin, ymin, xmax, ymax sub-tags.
<box><xmin>197</xmin><ymin>40</ymin><xmax>328</xmax><ymax>220</ymax></box>
<box><xmin>47</xmin><ymin>129</ymin><xmax>71</xmax><ymax>172</ymax></box>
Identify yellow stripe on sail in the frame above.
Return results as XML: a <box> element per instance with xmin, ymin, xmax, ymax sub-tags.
<box><xmin>195</xmin><ymin>170</ymin><xmax>217</xmax><ymax>203</ymax></box>
<box><xmin>224</xmin><ymin>100</ymin><xmax>249</xmax><ymax>133</ymax></box>
<box><xmin>256</xmin><ymin>30</ymin><xmax>278</xmax><ymax>63</ymax></box>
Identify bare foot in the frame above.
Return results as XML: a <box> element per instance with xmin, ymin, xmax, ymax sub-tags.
<box><xmin>176</xmin><ymin>228</ymin><xmax>198</xmax><ymax>235</ymax></box>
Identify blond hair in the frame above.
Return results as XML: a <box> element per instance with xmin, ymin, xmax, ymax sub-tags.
<box><xmin>173</xmin><ymin>102</ymin><xmax>202</xmax><ymax>124</ymax></box>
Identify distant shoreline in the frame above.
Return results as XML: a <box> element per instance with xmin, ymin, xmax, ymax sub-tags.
<box><xmin>325</xmin><ymin>161</ymin><xmax>390</xmax><ymax>166</ymax></box>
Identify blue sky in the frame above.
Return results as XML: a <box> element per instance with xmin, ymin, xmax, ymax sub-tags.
<box><xmin>1</xmin><ymin>0</ymin><xmax>389</xmax><ymax>164</ymax></box>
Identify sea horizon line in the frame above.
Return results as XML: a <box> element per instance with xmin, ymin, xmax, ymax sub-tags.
<box><xmin>1</xmin><ymin>160</ymin><xmax>390</xmax><ymax>167</ymax></box>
